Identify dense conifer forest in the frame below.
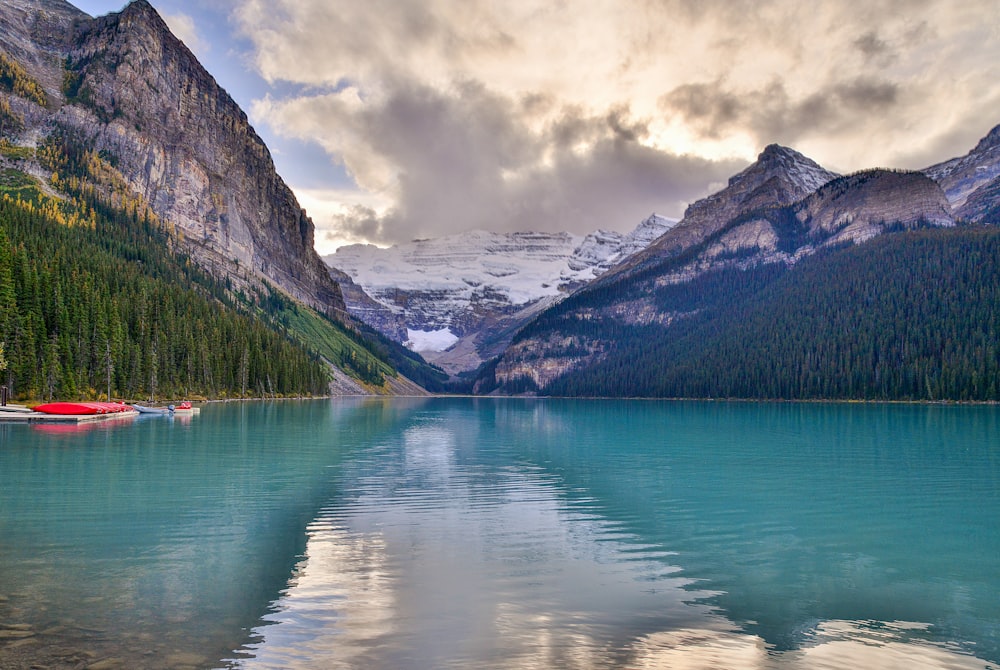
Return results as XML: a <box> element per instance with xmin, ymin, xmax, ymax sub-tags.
<box><xmin>530</xmin><ymin>226</ymin><xmax>1000</xmax><ymax>401</ymax></box>
<box><xmin>0</xmin><ymin>172</ymin><xmax>328</xmax><ymax>400</ymax></box>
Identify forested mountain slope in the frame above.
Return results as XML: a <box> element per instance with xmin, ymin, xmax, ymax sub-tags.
<box><xmin>476</xmin><ymin>132</ymin><xmax>1000</xmax><ymax>400</ymax></box>
<box><xmin>0</xmin><ymin>170</ymin><xmax>333</xmax><ymax>399</ymax></box>
<box><xmin>542</xmin><ymin>227</ymin><xmax>1000</xmax><ymax>400</ymax></box>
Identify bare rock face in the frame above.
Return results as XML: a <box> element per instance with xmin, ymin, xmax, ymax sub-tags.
<box><xmin>684</xmin><ymin>144</ymin><xmax>838</xmax><ymax>233</ymax></box>
<box><xmin>492</xmin><ymin>336</ymin><xmax>595</xmax><ymax>390</ymax></box>
<box><xmin>954</xmin><ymin>176</ymin><xmax>1000</xmax><ymax>223</ymax></box>
<box><xmin>797</xmin><ymin>170</ymin><xmax>954</xmax><ymax>244</ymax></box>
<box><xmin>0</xmin><ymin>0</ymin><xmax>345</xmax><ymax>317</ymax></box>
<box><xmin>924</xmin><ymin>124</ymin><xmax>1000</xmax><ymax>223</ymax></box>
<box><xmin>328</xmin><ymin>265</ymin><xmax>409</xmax><ymax>342</ymax></box>
<box><xmin>0</xmin><ymin>0</ymin><xmax>86</xmax><ymax>94</ymax></box>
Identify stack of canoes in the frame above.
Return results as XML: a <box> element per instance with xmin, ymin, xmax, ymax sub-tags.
<box><xmin>32</xmin><ymin>402</ymin><xmax>134</xmax><ymax>415</ymax></box>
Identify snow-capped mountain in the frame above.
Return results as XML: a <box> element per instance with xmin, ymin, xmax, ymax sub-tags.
<box><xmin>323</xmin><ymin>215</ymin><xmax>676</xmax><ymax>372</ymax></box>
<box><xmin>570</xmin><ymin>214</ymin><xmax>675</xmax><ymax>271</ymax></box>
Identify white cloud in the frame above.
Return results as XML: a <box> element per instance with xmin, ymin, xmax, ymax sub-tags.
<box><xmin>161</xmin><ymin>11</ymin><xmax>209</xmax><ymax>57</ymax></box>
<box><xmin>233</xmin><ymin>0</ymin><xmax>1000</xmax><ymax>245</ymax></box>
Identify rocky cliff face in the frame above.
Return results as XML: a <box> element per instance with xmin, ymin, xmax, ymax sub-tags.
<box><xmin>327</xmin><ymin>264</ymin><xmax>409</xmax><ymax>342</ymax></box>
<box><xmin>0</xmin><ymin>1</ymin><xmax>86</xmax><ymax>84</ymax></box>
<box><xmin>796</xmin><ymin>170</ymin><xmax>954</xmax><ymax>241</ymax></box>
<box><xmin>0</xmin><ymin>0</ymin><xmax>345</xmax><ymax>317</ymax></box>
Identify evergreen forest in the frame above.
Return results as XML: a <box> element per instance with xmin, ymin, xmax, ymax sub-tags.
<box><xmin>531</xmin><ymin>226</ymin><xmax>1000</xmax><ymax>401</ymax></box>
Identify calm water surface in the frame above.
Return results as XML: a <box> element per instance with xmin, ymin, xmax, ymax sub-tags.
<box><xmin>0</xmin><ymin>398</ymin><xmax>998</xmax><ymax>669</ymax></box>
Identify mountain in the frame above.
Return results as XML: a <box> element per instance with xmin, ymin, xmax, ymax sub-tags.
<box><xmin>0</xmin><ymin>0</ymin><xmax>343</xmax><ymax>317</ymax></box>
<box><xmin>0</xmin><ymin>0</ymin><xmax>438</xmax><ymax>397</ymax></box>
<box><xmin>324</xmin><ymin>214</ymin><xmax>676</xmax><ymax>375</ymax></box>
<box><xmin>479</xmin><ymin>142</ymin><xmax>975</xmax><ymax>397</ymax></box>
<box><xmin>543</xmin><ymin>226</ymin><xmax>1000</xmax><ymax>401</ymax></box>
<box><xmin>595</xmin><ymin>145</ymin><xmax>838</xmax><ymax>286</ymax></box>
<box><xmin>569</xmin><ymin>214</ymin><xmax>678</xmax><ymax>272</ymax></box>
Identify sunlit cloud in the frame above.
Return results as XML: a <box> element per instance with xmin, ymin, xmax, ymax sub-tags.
<box><xmin>291</xmin><ymin>187</ymin><xmax>394</xmax><ymax>254</ymax></box>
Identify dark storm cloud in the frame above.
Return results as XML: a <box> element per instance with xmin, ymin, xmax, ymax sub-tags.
<box><xmin>833</xmin><ymin>77</ymin><xmax>899</xmax><ymax>111</ymax></box>
<box><xmin>660</xmin><ymin>80</ymin><xmax>744</xmax><ymax>139</ymax></box>
<box><xmin>661</xmin><ymin>74</ymin><xmax>901</xmax><ymax>150</ymax></box>
<box><xmin>853</xmin><ymin>30</ymin><xmax>894</xmax><ymax>62</ymax></box>
<box><xmin>328</xmin><ymin>205</ymin><xmax>385</xmax><ymax>242</ymax></box>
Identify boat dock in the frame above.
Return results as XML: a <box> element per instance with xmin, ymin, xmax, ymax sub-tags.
<box><xmin>0</xmin><ymin>406</ymin><xmax>140</xmax><ymax>424</ymax></box>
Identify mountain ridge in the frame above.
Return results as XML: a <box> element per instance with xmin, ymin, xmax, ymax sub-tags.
<box><xmin>477</xmin><ymin>136</ymin><xmax>978</xmax><ymax>395</ymax></box>
<box><xmin>592</xmin><ymin>144</ymin><xmax>839</xmax><ymax>288</ymax></box>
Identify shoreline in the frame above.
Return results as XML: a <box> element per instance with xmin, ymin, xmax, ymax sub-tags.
<box><xmin>5</xmin><ymin>394</ymin><xmax>998</xmax><ymax>411</ymax></box>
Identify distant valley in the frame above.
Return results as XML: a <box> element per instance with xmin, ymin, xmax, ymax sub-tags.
<box><xmin>324</xmin><ymin>215</ymin><xmax>675</xmax><ymax>375</ymax></box>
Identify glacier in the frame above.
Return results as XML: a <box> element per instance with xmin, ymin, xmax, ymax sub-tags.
<box><xmin>406</xmin><ymin>328</ymin><xmax>460</xmax><ymax>353</ymax></box>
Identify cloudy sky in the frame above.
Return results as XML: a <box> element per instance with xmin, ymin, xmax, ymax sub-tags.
<box><xmin>74</xmin><ymin>1</ymin><xmax>1000</xmax><ymax>253</ymax></box>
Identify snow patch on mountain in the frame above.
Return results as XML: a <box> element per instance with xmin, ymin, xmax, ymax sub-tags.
<box><xmin>331</xmin><ymin>231</ymin><xmax>584</xmax><ymax>311</ymax></box>
<box><xmin>406</xmin><ymin>328</ymin><xmax>460</xmax><ymax>352</ymax></box>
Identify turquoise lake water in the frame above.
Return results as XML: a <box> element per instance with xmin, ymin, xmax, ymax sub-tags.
<box><xmin>0</xmin><ymin>398</ymin><xmax>998</xmax><ymax>669</ymax></box>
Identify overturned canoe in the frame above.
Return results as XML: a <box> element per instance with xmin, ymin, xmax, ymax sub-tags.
<box><xmin>131</xmin><ymin>404</ymin><xmax>170</xmax><ymax>414</ymax></box>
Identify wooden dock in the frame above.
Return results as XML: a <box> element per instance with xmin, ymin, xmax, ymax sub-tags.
<box><xmin>0</xmin><ymin>406</ymin><xmax>140</xmax><ymax>424</ymax></box>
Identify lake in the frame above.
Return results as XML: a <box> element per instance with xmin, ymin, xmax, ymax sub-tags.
<box><xmin>0</xmin><ymin>398</ymin><xmax>997</xmax><ymax>669</ymax></box>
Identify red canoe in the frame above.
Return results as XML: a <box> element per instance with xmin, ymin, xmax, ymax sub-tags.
<box><xmin>32</xmin><ymin>402</ymin><xmax>132</xmax><ymax>415</ymax></box>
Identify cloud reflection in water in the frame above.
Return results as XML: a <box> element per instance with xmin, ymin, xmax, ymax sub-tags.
<box><xmin>238</xmin><ymin>417</ymin><xmax>993</xmax><ymax>670</ymax></box>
